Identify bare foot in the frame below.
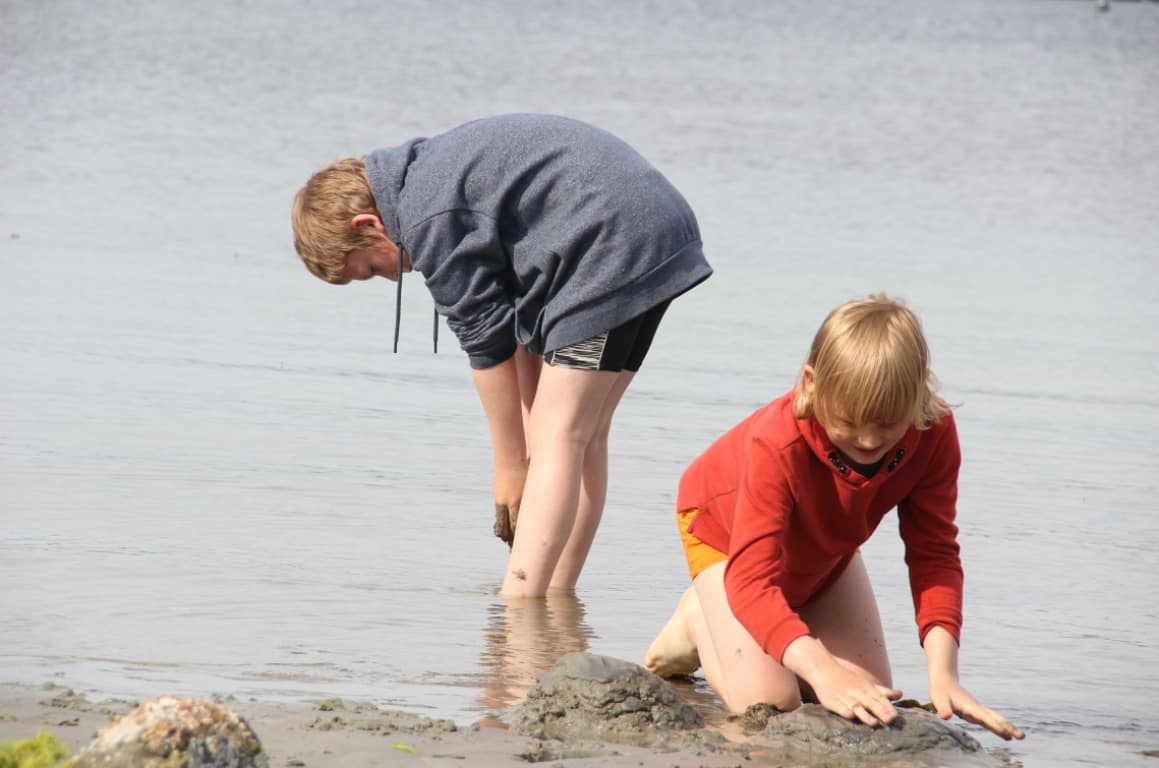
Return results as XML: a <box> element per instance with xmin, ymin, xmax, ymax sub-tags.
<box><xmin>644</xmin><ymin>586</ymin><xmax>701</xmax><ymax>678</ymax></box>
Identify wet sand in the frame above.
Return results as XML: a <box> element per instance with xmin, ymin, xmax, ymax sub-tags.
<box><xmin>0</xmin><ymin>680</ymin><xmax>752</xmax><ymax>768</ymax></box>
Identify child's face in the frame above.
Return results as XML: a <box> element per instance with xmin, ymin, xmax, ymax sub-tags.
<box><xmin>801</xmin><ymin>364</ymin><xmax>910</xmax><ymax>467</ymax></box>
<box><xmin>345</xmin><ymin>236</ymin><xmax>405</xmax><ymax>282</ymax></box>
<box><xmin>818</xmin><ymin>409</ymin><xmax>909</xmax><ymax>467</ymax></box>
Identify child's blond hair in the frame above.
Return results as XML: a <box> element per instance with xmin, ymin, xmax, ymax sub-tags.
<box><xmin>290</xmin><ymin>157</ymin><xmax>380</xmax><ymax>284</ymax></box>
<box><xmin>794</xmin><ymin>294</ymin><xmax>950</xmax><ymax>429</ymax></box>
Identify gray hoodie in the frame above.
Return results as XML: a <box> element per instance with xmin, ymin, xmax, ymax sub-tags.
<box><xmin>364</xmin><ymin>114</ymin><xmax>712</xmax><ymax>369</ymax></box>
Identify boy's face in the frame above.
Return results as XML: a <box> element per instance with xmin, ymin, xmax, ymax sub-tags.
<box><xmin>345</xmin><ymin>236</ymin><xmax>405</xmax><ymax>282</ymax></box>
<box><xmin>345</xmin><ymin>214</ymin><xmax>411</xmax><ymax>282</ymax></box>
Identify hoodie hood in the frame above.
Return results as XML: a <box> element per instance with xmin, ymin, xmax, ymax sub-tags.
<box><xmin>365</xmin><ymin>141</ymin><xmax>439</xmax><ymax>354</ymax></box>
<box><xmin>365</xmin><ymin>140</ymin><xmax>423</xmax><ymax>247</ymax></box>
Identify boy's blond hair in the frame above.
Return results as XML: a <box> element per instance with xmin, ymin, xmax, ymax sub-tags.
<box><xmin>794</xmin><ymin>294</ymin><xmax>950</xmax><ymax>429</ymax></box>
<box><xmin>291</xmin><ymin>157</ymin><xmax>380</xmax><ymax>284</ymax></box>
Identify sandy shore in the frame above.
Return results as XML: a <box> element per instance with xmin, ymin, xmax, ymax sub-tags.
<box><xmin>0</xmin><ymin>680</ymin><xmax>754</xmax><ymax>768</ymax></box>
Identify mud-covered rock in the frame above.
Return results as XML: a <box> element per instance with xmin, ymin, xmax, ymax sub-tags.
<box><xmin>72</xmin><ymin>696</ymin><xmax>268</xmax><ymax>768</ymax></box>
<box><xmin>757</xmin><ymin>703</ymin><xmax>996</xmax><ymax>767</ymax></box>
<box><xmin>512</xmin><ymin>652</ymin><xmax>707</xmax><ymax>748</ymax></box>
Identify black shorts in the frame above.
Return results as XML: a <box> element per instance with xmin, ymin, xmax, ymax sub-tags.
<box><xmin>544</xmin><ymin>301</ymin><xmax>670</xmax><ymax>372</ymax></box>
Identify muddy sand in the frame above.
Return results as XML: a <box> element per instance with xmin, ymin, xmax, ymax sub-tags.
<box><xmin>0</xmin><ymin>682</ymin><xmax>743</xmax><ymax>768</ymax></box>
<box><xmin>0</xmin><ymin>653</ymin><xmax>999</xmax><ymax>768</ymax></box>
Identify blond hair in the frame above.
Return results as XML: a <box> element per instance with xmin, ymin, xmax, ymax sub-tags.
<box><xmin>290</xmin><ymin>157</ymin><xmax>380</xmax><ymax>284</ymax></box>
<box><xmin>794</xmin><ymin>294</ymin><xmax>950</xmax><ymax>429</ymax></box>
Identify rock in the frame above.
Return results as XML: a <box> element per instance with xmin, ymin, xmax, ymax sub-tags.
<box><xmin>72</xmin><ymin>696</ymin><xmax>268</xmax><ymax>768</ymax></box>
<box><xmin>757</xmin><ymin>703</ymin><xmax>997</xmax><ymax>767</ymax></box>
<box><xmin>512</xmin><ymin>652</ymin><xmax>707</xmax><ymax>748</ymax></box>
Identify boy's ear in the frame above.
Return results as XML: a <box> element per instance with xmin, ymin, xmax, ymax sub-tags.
<box><xmin>350</xmin><ymin>213</ymin><xmax>386</xmax><ymax>233</ymax></box>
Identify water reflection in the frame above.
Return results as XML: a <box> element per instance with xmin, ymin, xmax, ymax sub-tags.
<box><xmin>476</xmin><ymin>592</ymin><xmax>597</xmax><ymax>716</ymax></box>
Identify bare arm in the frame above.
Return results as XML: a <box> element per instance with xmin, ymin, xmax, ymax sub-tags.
<box><xmin>472</xmin><ymin>355</ymin><xmax>528</xmax><ymax>542</ymax></box>
<box><xmin>924</xmin><ymin>626</ymin><xmax>1025</xmax><ymax>740</ymax></box>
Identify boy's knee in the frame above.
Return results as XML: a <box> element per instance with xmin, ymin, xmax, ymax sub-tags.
<box><xmin>585</xmin><ymin>426</ymin><xmax>611</xmax><ymax>454</ymax></box>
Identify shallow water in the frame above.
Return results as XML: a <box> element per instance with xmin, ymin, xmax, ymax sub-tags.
<box><xmin>1</xmin><ymin>0</ymin><xmax>1157</xmax><ymax>766</ymax></box>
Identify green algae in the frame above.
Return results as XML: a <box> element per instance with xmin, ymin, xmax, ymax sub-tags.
<box><xmin>0</xmin><ymin>730</ymin><xmax>70</xmax><ymax>768</ymax></box>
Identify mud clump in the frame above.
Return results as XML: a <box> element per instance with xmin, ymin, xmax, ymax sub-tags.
<box><xmin>513</xmin><ymin>652</ymin><xmax>710</xmax><ymax>749</ymax></box>
<box><xmin>758</xmin><ymin>703</ymin><xmax>994</xmax><ymax>767</ymax></box>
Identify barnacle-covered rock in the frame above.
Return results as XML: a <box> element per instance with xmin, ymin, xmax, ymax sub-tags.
<box><xmin>72</xmin><ymin>696</ymin><xmax>267</xmax><ymax>768</ymax></box>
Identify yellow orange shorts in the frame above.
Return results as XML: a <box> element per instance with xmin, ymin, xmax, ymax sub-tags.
<box><xmin>676</xmin><ymin>507</ymin><xmax>857</xmax><ymax>596</ymax></box>
<box><xmin>677</xmin><ymin>507</ymin><xmax>728</xmax><ymax>580</ymax></box>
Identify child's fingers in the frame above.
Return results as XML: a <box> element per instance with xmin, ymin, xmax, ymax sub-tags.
<box><xmin>985</xmin><ymin>715</ymin><xmax>1025</xmax><ymax>741</ymax></box>
<box><xmin>960</xmin><ymin>703</ymin><xmax>1025</xmax><ymax>741</ymax></box>
<box><xmin>931</xmin><ymin>692</ymin><xmax>954</xmax><ymax>721</ymax></box>
<box><xmin>847</xmin><ymin>702</ymin><xmax>880</xmax><ymax>728</ymax></box>
<box><xmin>493</xmin><ymin>502</ymin><xmax>516</xmax><ymax>547</ymax></box>
<box><xmin>877</xmin><ymin>685</ymin><xmax>903</xmax><ymax>701</ymax></box>
<box><xmin>843</xmin><ymin>690</ymin><xmax>898</xmax><ymax>727</ymax></box>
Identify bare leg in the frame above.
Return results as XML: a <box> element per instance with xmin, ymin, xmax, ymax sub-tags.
<box><xmin>512</xmin><ymin>345</ymin><xmax>542</xmax><ymax>445</ymax></box>
<box><xmin>690</xmin><ymin>562</ymin><xmax>800</xmax><ymax>712</ymax></box>
<box><xmin>500</xmin><ymin>366</ymin><xmax>622</xmax><ymax>597</ymax></box>
<box><xmin>648</xmin><ymin>555</ymin><xmax>892</xmax><ymax>714</ymax></box>
<box><xmin>798</xmin><ymin>552</ymin><xmax>892</xmax><ymax>689</ymax></box>
<box><xmin>549</xmin><ymin>370</ymin><xmax>635</xmax><ymax>590</ymax></box>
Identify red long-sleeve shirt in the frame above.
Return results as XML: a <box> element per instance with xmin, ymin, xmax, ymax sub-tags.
<box><xmin>677</xmin><ymin>391</ymin><xmax>964</xmax><ymax>663</ymax></box>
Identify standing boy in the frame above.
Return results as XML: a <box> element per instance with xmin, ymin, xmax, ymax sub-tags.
<box><xmin>291</xmin><ymin>114</ymin><xmax>712</xmax><ymax>597</ymax></box>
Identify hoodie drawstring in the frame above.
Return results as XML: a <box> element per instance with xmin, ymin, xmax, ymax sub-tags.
<box><xmin>390</xmin><ymin>239</ymin><xmax>439</xmax><ymax>355</ymax></box>
<box><xmin>392</xmin><ymin>241</ymin><xmax>404</xmax><ymax>354</ymax></box>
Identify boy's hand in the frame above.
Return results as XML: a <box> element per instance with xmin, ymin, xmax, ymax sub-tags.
<box><xmin>491</xmin><ymin>458</ymin><xmax>527</xmax><ymax>548</ymax></box>
<box><xmin>493</xmin><ymin>502</ymin><xmax>518</xmax><ymax>547</ymax></box>
<box><xmin>929</xmin><ymin>678</ymin><xmax>1025</xmax><ymax>740</ymax></box>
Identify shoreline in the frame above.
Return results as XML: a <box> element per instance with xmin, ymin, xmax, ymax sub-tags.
<box><xmin>0</xmin><ymin>679</ymin><xmax>754</xmax><ymax>768</ymax></box>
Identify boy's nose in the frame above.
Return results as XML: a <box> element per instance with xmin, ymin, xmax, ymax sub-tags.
<box><xmin>857</xmin><ymin>431</ymin><xmax>884</xmax><ymax>450</ymax></box>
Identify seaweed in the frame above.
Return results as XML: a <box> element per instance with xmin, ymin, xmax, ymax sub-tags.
<box><xmin>0</xmin><ymin>730</ymin><xmax>70</xmax><ymax>768</ymax></box>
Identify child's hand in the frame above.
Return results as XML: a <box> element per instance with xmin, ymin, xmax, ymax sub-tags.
<box><xmin>493</xmin><ymin>502</ymin><xmax>518</xmax><ymax>547</ymax></box>
<box><xmin>809</xmin><ymin>661</ymin><xmax>902</xmax><ymax>728</ymax></box>
<box><xmin>929</xmin><ymin>678</ymin><xmax>1025</xmax><ymax>740</ymax></box>
<box><xmin>491</xmin><ymin>457</ymin><xmax>528</xmax><ymax>547</ymax></box>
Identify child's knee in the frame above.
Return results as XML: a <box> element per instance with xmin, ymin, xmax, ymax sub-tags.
<box><xmin>724</xmin><ymin>682</ymin><xmax>802</xmax><ymax>715</ymax></box>
<box><xmin>584</xmin><ymin>427</ymin><xmax>611</xmax><ymax>457</ymax></box>
<box><xmin>718</xmin><ymin>663</ymin><xmax>802</xmax><ymax>714</ymax></box>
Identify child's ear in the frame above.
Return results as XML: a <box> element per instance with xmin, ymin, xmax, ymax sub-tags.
<box><xmin>350</xmin><ymin>213</ymin><xmax>386</xmax><ymax>234</ymax></box>
<box><xmin>800</xmin><ymin>364</ymin><xmax>816</xmax><ymax>395</ymax></box>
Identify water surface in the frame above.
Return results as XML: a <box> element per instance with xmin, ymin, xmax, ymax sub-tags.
<box><xmin>1</xmin><ymin>1</ymin><xmax>1157</xmax><ymax>766</ymax></box>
